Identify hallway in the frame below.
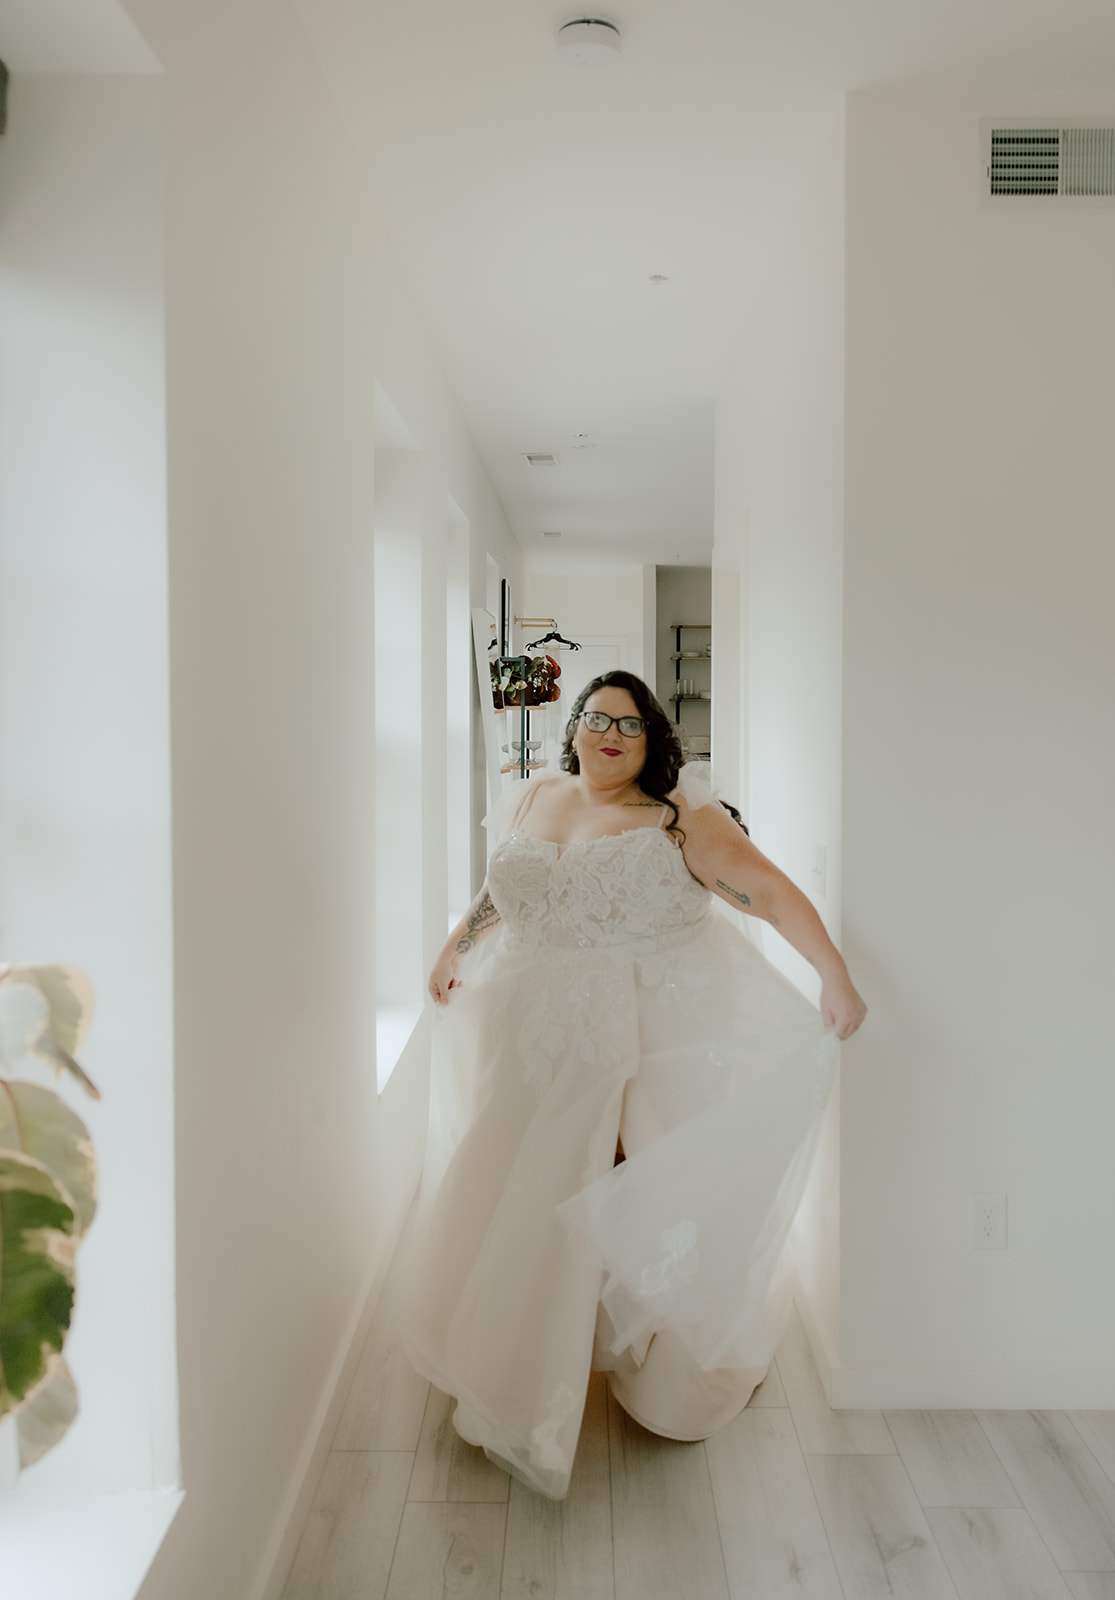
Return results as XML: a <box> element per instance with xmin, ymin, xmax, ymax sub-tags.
<box><xmin>283</xmin><ymin>1233</ymin><xmax>1115</xmax><ymax>1600</ymax></box>
<box><xmin>4</xmin><ymin>5</ymin><xmax>1115</xmax><ymax>1596</ymax></box>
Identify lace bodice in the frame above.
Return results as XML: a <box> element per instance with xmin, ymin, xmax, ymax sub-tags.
<box><xmin>488</xmin><ymin>827</ymin><xmax>710</xmax><ymax>951</ymax></box>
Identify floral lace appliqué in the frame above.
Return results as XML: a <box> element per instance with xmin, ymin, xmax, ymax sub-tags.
<box><xmin>482</xmin><ymin>827</ymin><xmax>714</xmax><ymax>1098</ymax></box>
<box><xmin>638</xmin><ymin>1219</ymin><xmax>700</xmax><ymax>1298</ymax></box>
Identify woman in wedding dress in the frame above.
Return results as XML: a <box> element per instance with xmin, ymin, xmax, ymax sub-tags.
<box><xmin>402</xmin><ymin>671</ymin><xmax>865</xmax><ymax>1500</ymax></box>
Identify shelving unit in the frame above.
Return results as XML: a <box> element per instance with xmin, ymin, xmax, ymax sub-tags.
<box><xmin>669</xmin><ymin>623</ymin><xmax>711</xmax><ymax>724</ymax></box>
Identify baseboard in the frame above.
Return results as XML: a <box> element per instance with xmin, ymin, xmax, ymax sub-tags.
<box><xmin>828</xmin><ymin>1360</ymin><xmax>1115</xmax><ymax>1410</ymax></box>
<box><xmin>789</xmin><ymin>1275</ymin><xmax>840</xmax><ymax>1404</ymax></box>
<box><xmin>248</xmin><ymin>1013</ymin><xmax>431</xmax><ymax>1600</ymax></box>
<box><xmin>787</xmin><ymin>1256</ymin><xmax>1115</xmax><ymax>1410</ymax></box>
<box><xmin>247</xmin><ymin>1185</ymin><xmax>417</xmax><ymax>1600</ymax></box>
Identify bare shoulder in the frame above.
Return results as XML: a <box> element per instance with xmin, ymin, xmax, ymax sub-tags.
<box><xmin>670</xmin><ymin>789</ymin><xmax>774</xmax><ymax>896</ymax></box>
<box><xmin>668</xmin><ymin>789</ymin><xmax>739</xmax><ymax>844</ymax></box>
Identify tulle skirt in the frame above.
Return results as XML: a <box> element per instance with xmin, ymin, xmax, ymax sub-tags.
<box><xmin>401</xmin><ymin>909</ymin><xmax>837</xmax><ymax>1499</ymax></box>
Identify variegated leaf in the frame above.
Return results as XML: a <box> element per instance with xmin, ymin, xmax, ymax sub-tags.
<box><xmin>0</xmin><ymin>1082</ymin><xmax>97</xmax><ymax>1235</ymax></box>
<box><xmin>0</xmin><ymin>970</ymin><xmax>100</xmax><ymax>1100</ymax></box>
<box><xmin>0</xmin><ymin>982</ymin><xmax>50</xmax><ymax>1066</ymax></box>
<box><xmin>0</xmin><ymin>1151</ymin><xmax>76</xmax><ymax>1416</ymax></box>
<box><xmin>17</xmin><ymin>1354</ymin><xmax>78</xmax><ymax>1468</ymax></box>
<box><xmin>14</xmin><ymin>965</ymin><xmax>95</xmax><ymax>1056</ymax></box>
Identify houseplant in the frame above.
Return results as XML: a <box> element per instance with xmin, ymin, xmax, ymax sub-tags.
<box><xmin>0</xmin><ymin>964</ymin><xmax>98</xmax><ymax>1471</ymax></box>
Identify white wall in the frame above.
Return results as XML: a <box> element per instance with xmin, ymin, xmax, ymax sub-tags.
<box><xmin>713</xmin><ymin>99</ymin><xmax>847</xmax><ymax>1358</ymax></box>
<box><xmin>841</xmin><ymin>91</ymin><xmax>1115</xmax><ymax>1404</ymax></box>
<box><xmin>0</xmin><ymin>75</ymin><xmax>177</xmax><ymax>1492</ymax></box>
<box><xmin>522</xmin><ymin>567</ymin><xmax>645</xmax><ymax>715</ymax></box>
<box><xmin>374</xmin><ymin>450</ymin><xmax>425</xmax><ymax>1009</ymax></box>
<box><xmin>74</xmin><ymin>2</ymin><xmax>518</xmax><ymax>1594</ymax></box>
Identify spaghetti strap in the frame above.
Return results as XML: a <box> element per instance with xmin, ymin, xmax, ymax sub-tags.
<box><xmin>483</xmin><ymin>770</ymin><xmax>562</xmax><ymax>843</ymax></box>
<box><xmin>516</xmin><ymin>778</ymin><xmax>547</xmax><ymax>827</ymax></box>
<box><xmin>657</xmin><ymin>802</ymin><xmax>671</xmax><ymax>829</ymax></box>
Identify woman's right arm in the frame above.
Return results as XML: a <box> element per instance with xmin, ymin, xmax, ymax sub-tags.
<box><xmin>427</xmin><ymin>885</ymin><xmax>503</xmax><ymax>1005</ymax></box>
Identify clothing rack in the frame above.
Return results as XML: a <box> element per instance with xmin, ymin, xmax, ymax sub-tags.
<box><xmin>496</xmin><ymin>656</ymin><xmax>532</xmax><ymax>779</ymax></box>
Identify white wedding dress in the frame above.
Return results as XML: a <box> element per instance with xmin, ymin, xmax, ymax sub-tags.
<box><xmin>402</xmin><ymin>766</ymin><xmax>837</xmax><ymax>1499</ymax></box>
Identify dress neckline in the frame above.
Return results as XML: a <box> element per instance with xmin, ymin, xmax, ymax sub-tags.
<box><xmin>507</xmin><ymin>825</ymin><xmax>678</xmax><ymax>861</ymax></box>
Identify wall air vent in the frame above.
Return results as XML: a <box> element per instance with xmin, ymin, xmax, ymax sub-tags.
<box><xmin>983</xmin><ymin>120</ymin><xmax>1115</xmax><ymax>203</ymax></box>
<box><xmin>522</xmin><ymin>452</ymin><xmax>559</xmax><ymax>467</ymax></box>
<box><xmin>542</xmin><ymin>529</ymin><xmax>563</xmax><ymax>538</ymax></box>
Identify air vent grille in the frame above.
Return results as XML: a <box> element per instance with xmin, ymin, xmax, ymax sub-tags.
<box><xmin>990</xmin><ymin>130</ymin><xmax>1059</xmax><ymax>195</ymax></box>
<box><xmin>988</xmin><ymin>124</ymin><xmax>1115</xmax><ymax>199</ymax></box>
<box><xmin>1062</xmin><ymin>126</ymin><xmax>1115</xmax><ymax>195</ymax></box>
<box><xmin>523</xmin><ymin>453</ymin><xmax>559</xmax><ymax>467</ymax></box>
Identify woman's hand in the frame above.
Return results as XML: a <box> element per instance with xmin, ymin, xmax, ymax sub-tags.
<box><xmin>427</xmin><ymin>886</ymin><xmax>504</xmax><ymax>1006</ymax></box>
<box><xmin>428</xmin><ymin>951</ymin><xmax>461</xmax><ymax>1006</ymax></box>
<box><xmin>820</xmin><ymin>967</ymin><xmax>867</xmax><ymax>1041</ymax></box>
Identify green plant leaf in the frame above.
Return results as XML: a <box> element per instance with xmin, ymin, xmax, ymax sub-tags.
<box><xmin>0</xmin><ymin>1083</ymin><xmax>97</xmax><ymax>1236</ymax></box>
<box><xmin>17</xmin><ymin>1354</ymin><xmax>78</xmax><ymax>1469</ymax></box>
<box><xmin>0</xmin><ymin>1151</ymin><xmax>76</xmax><ymax>1418</ymax></box>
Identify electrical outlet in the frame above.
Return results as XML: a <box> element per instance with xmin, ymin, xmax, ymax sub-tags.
<box><xmin>969</xmin><ymin>1192</ymin><xmax>1007</xmax><ymax>1249</ymax></box>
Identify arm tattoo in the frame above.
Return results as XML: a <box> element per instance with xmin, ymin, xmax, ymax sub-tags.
<box><xmin>455</xmin><ymin>891</ymin><xmax>502</xmax><ymax>955</ymax></box>
<box><xmin>715</xmin><ymin>879</ymin><xmax>751</xmax><ymax>909</ymax></box>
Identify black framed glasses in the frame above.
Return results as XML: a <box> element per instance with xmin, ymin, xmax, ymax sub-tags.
<box><xmin>579</xmin><ymin>710</ymin><xmax>646</xmax><ymax>737</ymax></box>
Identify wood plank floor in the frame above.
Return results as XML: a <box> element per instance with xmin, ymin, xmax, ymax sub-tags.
<box><xmin>282</xmin><ymin>1243</ymin><xmax>1115</xmax><ymax>1600</ymax></box>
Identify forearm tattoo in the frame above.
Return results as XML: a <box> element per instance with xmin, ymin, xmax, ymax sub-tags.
<box><xmin>716</xmin><ymin>878</ymin><xmax>751</xmax><ymax>909</ymax></box>
<box><xmin>455</xmin><ymin>892</ymin><xmax>502</xmax><ymax>955</ymax></box>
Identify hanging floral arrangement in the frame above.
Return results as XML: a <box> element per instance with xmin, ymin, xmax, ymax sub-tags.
<box><xmin>491</xmin><ymin>654</ymin><xmax>561</xmax><ymax>708</ymax></box>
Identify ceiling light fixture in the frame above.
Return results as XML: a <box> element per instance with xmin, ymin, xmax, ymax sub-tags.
<box><xmin>557</xmin><ymin>18</ymin><xmax>622</xmax><ymax>67</ymax></box>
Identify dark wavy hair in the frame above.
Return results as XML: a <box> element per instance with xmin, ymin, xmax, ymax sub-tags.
<box><xmin>561</xmin><ymin>671</ymin><xmax>685</xmax><ymax>831</ymax></box>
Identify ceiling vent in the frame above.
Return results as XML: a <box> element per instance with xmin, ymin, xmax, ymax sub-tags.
<box><xmin>542</xmin><ymin>529</ymin><xmax>563</xmax><ymax>539</ymax></box>
<box><xmin>983</xmin><ymin>120</ymin><xmax>1115</xmax><ymax>203</ymax></box>
<box><xmin>523</xmin><ymin>452</ymin><xmax>559</xmax><ymax>467</ymax></box>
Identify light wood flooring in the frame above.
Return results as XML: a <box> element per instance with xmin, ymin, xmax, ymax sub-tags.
<box><xmin>283</xmin><ymin>1241</ymin><xmax>1115</xmax><ymax>1600</ymax></box>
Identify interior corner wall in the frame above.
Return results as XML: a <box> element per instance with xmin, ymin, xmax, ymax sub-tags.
<box><xmin>714</xmin><ymin>100</ymin><xmax>846</xmax><ymax>1358</ymax></box>
<box><xmin>107</xmin><ymin>3</ymin><xmax>516</xmax><ymax>1595</ymax></box>
<box><xmin>841</xmin><ymin>91</ymin><xmax>1115</xmax><ymax>1405</ymax></box>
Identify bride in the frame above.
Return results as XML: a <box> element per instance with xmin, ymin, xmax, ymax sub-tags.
<box><xmin>403</xmin><ymin>671</ymin><xmax>865</xmax><ymax>1498</ymax></box>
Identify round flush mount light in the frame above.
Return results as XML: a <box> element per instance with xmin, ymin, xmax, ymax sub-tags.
<box><xmin>557</xmin><ymin>18</ymin><xmax>622</xmax><ymax>67</ymax></box>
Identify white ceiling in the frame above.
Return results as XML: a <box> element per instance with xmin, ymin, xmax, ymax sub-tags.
<box><xmin>7</xmin><ymin>0</ymin><xmax>1115</xmax><ymax>567</ymax></box>
<box><xmin>292</xmin><ymin>0</ymin><xmax>1115</xmax><ymax>568</ymax></box>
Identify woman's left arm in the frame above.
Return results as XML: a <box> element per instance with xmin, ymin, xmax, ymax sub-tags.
<box><xmin>677</xmin><ymin>798</ymin><xmax>867</xmax><ymax>1040</ymax></box>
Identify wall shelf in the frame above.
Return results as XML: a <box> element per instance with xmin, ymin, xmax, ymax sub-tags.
<box><xmin>671</xmin><ymin>624</ymin><xmax>712</xmax><ymax>723</ymax></box>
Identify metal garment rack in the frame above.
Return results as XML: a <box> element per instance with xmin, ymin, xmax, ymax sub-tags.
<box><xmin>500</xmin><ymin>618</ymin><xmax>580</xmax><ymax>778</ymax></box>
<box><xmin>495</xmin><ymin>656</ymin><xmax>533</xmax><ymax>779</ymax></box>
